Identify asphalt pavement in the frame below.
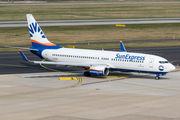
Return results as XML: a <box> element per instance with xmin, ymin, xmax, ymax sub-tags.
<box><xmin>0</xmin><ymin>46</ymin><xmax>180</xmax><ymax>75</ymax></box>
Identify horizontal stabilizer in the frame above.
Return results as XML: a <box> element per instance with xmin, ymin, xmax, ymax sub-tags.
<box><xmin>18</xmin><ymin>49</ymin><xmax>31</xmax><ymax>62</ymax></box>
<box><xmin>5</xmin><ymin>46</ymin><xmax>39</xmax><ymax>51</ymax></box>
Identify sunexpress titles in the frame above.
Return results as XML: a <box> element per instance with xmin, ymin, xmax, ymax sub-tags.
<box><xmin>115</xmin><ymin>53</ymin><xmax>145</xmax><ymax>61</ymax></box>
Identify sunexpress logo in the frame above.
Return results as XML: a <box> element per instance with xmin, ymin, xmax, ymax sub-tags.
<box><xmin>115</xmin><ymin>53</ymin><xmax>145</xmax><ymax>61</ymax></box>
<box><xmin>159</xmin><ymin>65</ymin><xmax>164</xmax><ymax>71</ymax></box>
<box><xmin>29</xmin><ymin>22</ymin><xmax>46</xmax><ymax>38</ymax></box>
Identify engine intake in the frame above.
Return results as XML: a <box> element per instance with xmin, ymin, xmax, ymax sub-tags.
<box><xmin>89</xmin><ymin>66</ymin><xmax>109</xmax><ymax>76</ymax></box>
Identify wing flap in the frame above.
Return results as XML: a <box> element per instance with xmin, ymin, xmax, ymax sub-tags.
<box><xmin>22</xmin><ymin>73</ymin><xmax>83</xmax><ymax>78</ymax></box>
<box><xmin>33</xmin><ymin>61</ymin><xmax>91</xmax><ymax>67</ymax></box>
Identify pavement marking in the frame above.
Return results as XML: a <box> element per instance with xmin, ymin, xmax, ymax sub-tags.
<box><xmin>0</xmin><ymin>77</ymin><xmax>82</xmax><ymax>100</ymax></box>
<box><xmin>39</xmin><ymin>59</ymin><xmax>81</xmax><ymax>76</ymax></box>
<box><xmin>116</xmin><ymin>24</ymin><xmax>125</xmax><ymax>27</ymax></box>
<box><xmin>59</xmin><ymin>77</ymin><xmax>78</xmax><ymax>80</ymax></box>
<box><xmin>39</xmin><ymin>60</ymin><xmax>59</xmax><ymax>72</ymax></box>
<box><xmin>3</xmin><ymin>75</ymin><xmax>180</xmax><ymax>100</ymax></box>
<box><xmin>0</xmin><ymin>60</ymin><xmax>82</xmax><ymax>100</ymax></box>
<box><xmin>67</xmin><ymin>45</ymin><xmax>75</xmax><ymax>48</ymax></box>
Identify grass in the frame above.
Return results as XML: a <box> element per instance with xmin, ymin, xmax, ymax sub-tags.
<box><xmin>0</xmin><ymin>3</ymin><xmax>180</xmax><ymax>21</ymax></box>
<box><xmin>1</xmin><ymin>2</ymin><xmax>180</xmax><ymax>51</ymax></box>
<box><xmin>74</xmin><ymin>41</ymin><xmax>180</xmax><ymax>49</ymax></box>
<box><xmin>0</xmin><ymin>23</ymin><xmax>180</xmax><ymax>51</ymax></box>
<box><xmin>46</xmin><ymin>0</ymin><xmax>180</xmax><ymax>3</ymax></box>
<box><xmin>0</xmin><ymin>27</ymin><xmax>30</xmax><ymax>46</ymax></box>
<box><xmin>40</xmin><ymin>23</ymin><xmax>180</xmax><ymax>45</ymax></box>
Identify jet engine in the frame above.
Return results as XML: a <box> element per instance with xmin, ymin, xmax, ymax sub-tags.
<box><xmin>88</xmin><ymin>66</ymin><xmax>109</xmax><ymax>76</ymax></box>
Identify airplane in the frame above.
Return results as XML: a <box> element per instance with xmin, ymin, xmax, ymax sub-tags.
<box><xmin>8</xmin><ymin>14</ymin><xmax>176</xmax><ymax>80</ymax></box>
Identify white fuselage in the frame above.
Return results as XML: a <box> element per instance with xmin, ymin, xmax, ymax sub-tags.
<box><xmin>42</xmin><ymin>48</ymin><xmax>175</xmax><ymax>74</ymax></box>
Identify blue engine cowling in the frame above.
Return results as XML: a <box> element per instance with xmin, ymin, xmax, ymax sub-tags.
<box><xmin>89</xmin><ymin>66</ymin><xmax>109</xmax><ymax>76</ymax></box>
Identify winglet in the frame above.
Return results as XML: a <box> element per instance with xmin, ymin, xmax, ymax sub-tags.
<box><xmin>18</xmin><ymin>49</ymin><xmax>30</xmax><ymax>61</ymax></box>
<box><xmin>120</xmin><ymin>40</ymin><xmax>127</xmax><ymax>52</ymax></box>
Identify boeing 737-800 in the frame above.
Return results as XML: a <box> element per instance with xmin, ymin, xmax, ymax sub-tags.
<box><xmin>9</xmin><ymin>14</ymin><xmax>175</xmax><ymax>80</ymax></box>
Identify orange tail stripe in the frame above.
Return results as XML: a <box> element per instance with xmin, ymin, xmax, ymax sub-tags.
<box><xmin>31</xmin><ymin>39</ymin><xmax>56</xmax><ymax>46</ymax></box>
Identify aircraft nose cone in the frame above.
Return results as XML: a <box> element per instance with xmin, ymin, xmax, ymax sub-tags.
<box><xmin>170</xmin><ymin>64</ymin><xmax>176</xmax><ymax>71</ymax></box>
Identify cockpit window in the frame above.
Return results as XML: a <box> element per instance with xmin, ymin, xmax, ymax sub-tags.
<box><xmin>159</xmin><ymin>61</ymin><xmax>169</xmax><ymax>64</ymax></box>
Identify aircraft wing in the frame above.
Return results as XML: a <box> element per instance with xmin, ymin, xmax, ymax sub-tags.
<box><xmin>33</xmin><ymin>61</ymin><xmax>91</xmax><ymax>68</ymax></box>
<box><xmin>5</xmin><ymin>46</ymin><xmax>39</xmax><ymax>51</ymax></box>
<box><xmin>22</xmin><ymin>73</ymin><xmax>84</xmax><ymax>78</ymax></box>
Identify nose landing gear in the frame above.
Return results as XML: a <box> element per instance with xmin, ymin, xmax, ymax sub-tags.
<box><xmin>155</xmin><ymin>73</ymin><xmax>165</xmax><ymax>80</ymax></box>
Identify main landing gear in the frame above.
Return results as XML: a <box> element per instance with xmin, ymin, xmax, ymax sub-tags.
<box><xmin>84</xmin><ymin>71</ymin><xmax>91</xmax><ymax>76</ymax></box>
<box><xmin>155</xmin><ymin>76</ymin><xmax>160</xmax><ymax>80</ymax></box>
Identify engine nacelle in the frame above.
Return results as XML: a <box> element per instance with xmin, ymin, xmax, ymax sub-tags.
<box><xmin>89</xmin><ymin>66</ymin><xmax>109</xmax><ymax>76</ymax></box>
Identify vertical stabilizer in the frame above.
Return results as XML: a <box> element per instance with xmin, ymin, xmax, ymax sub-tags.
<box><xmin>120</xmin><ymin>40</ymin><xmax>126</xmax><ymax>52</ymax></box>
<box><xmin>26</xmin><ymin>14</ymin><xmax>60</xmax><ymax>49</ymax></box>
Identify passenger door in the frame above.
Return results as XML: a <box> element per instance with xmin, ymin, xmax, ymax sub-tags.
<box><xmin>149</xmin><ymin>58</ymin><xmax>154</xmax><ymax>68</ymax></box>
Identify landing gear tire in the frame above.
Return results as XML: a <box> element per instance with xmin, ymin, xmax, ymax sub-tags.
<box><xmin>84</xmin><ymin>71</ymin><xmax>91</xmax><ymax>76</ymax></box>
<box><xmin>155</xmin><ymin>76</ymin><xmax>160</xmax><ymax>80</ymax></box>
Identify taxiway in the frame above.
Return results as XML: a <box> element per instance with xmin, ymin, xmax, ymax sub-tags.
<box><xmin>1</xmin><ymin>18</ymin><xmax>180</xmax><ymax>27</ymax></box>
<box><xmin>0</xmin><ymin>46</ymin><xmax>180</xmax><ymax>120</ymax></box>
<box><xmin>0</xmin><ymin>68</ymin><xmax>180</xmax><ymax>120</ymax></box>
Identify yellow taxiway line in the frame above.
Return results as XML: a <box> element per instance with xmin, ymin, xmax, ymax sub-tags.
<box><xmin>59</xmin><ymin>77</ymin><xmax>78</xmax><ymax>80</ymax></box>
